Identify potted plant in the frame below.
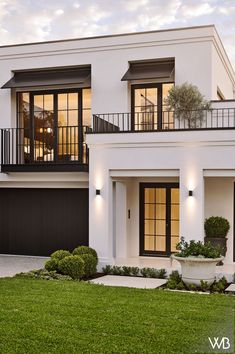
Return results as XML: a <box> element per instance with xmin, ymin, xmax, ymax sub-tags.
<box><xmin>204</xmin><ymin>216</ymin><xmax>230</xmax><ymax>262</ymax></box>
<box><xmin>164</xmin><ymin>82</ymin><xmax>211</xmax><ymax>128</ymax></box>
<box><xmin>172</xmin><ymin>238</ymin><xmax>223</xmax><ymax>286</ymax></box>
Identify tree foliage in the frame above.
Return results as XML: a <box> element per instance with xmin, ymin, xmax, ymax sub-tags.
<box><xmin>165</xmin><ymin>82</ymin><xmax>211</xmax><ymax>128</ymax></box>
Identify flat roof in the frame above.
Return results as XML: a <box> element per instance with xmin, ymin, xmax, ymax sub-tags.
<box><xmin>0</xmin><ymin>24</ymin><xmax>215</xmax><ymax>49</ymax></box>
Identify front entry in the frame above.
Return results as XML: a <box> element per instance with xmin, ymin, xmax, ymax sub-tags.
<box><xmin>140</xmin><ymin>183</ymin><xmax>179</xmax><ymax>256</ymax></box>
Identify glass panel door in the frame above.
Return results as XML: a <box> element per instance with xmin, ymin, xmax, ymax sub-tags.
<box><xmin>17</xmin><ymin>88</ymin><xmax>91</xmax><ymax>165</ymax></box>
<box><xmin>140</xmin><ymin>183</ymin><xmax>179</xmax><ymax>256</ymax></box>
<box><xmin>33</xmin><ymin>94</ymin><xmax>54</xmax><ymax>162</ymax></box>
<box><xmin>133</xmin><ymin>86</ymin><xmax>159</xmax><ymax>130</ymax></box>
<box><xmin>171</xmin><ymin>188</ymin><xmax>180</xmax><ymax>252</ymax></box>
<box><xmin>144</xmin><ymin>187</ymin><xmax>166</xmax><ymax>252</ymax></box>
<box><xmin>58</xmin><ymin>92</ymin><xmax>79</xmax><ymax>161</ymax></box>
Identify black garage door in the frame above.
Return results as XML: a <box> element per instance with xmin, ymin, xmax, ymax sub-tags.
<box><xmin>0</xmin><ymin>188</ymin><xmax>88</xmax><ymax>256</ymax></box>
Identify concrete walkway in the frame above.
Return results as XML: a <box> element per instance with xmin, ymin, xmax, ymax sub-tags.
<box><xmin>90</xmin><ymin>275</ymin><xmax>167</xmax><ymax>289</ymax></box>
<box><xmin>0</xmin><ymin>255</ymin><xmax>47</xmax><ymax>277</ymax></box>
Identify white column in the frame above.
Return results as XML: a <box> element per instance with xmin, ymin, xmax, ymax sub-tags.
<box><xmin>115</xmin><ymin>181</ymin><xmax>128</xmax><ymax>259</ymax></box>
<box><xmin>180</xmin><ymin>167</ymin><xmax>204</xmax><ymax>242</ymax></box>
<box><xmin>88</xmin><ymin>149</ymin><xmax>114</xmax><ymax>266</ymax></box>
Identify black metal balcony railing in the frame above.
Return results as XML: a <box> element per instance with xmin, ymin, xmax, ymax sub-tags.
<box><xmin>1</xmin><ymin>125</ymin><xmax>90</xmax><ymax>171</ymax></box>
<box><xmin>92</xmin><ymin>108</ymin><xmax>235</xmax><ymax>133</ymax></box>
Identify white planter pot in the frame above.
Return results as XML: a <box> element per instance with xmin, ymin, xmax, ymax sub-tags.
<box><xmin>172</xmin><ymin>255</ymin><xmax>224</xmax><ymax>286</ymax></box>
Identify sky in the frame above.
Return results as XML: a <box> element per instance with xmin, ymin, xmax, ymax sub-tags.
<box><xmin>0</xmin><ymin>0</ymin><xmax>234</xmax><ymax>69</ymax></box>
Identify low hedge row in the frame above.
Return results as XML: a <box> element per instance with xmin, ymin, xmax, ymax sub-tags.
<box><xmin>166</xmin><ymin>270</ymin><xmax>228</xmax><ymax>293</ymax></box>
<box><xmin>45</xmin><ymin>246</ymin><xmax>98</xmax><ymax>280</ymax></box>
<box><xmin>102</xmin><ymin>265</ymin><xmax>167</xmax><ymax>279</ymax></box>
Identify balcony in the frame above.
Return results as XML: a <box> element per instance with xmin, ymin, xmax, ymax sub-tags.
<box><xmin>91</xmin><ymin>107</ymin><xmax>235</xmax><ymax>133</ymax></box>
<box><xmin>1</xmin><ymin>125</ymin><xmax>90</xmax><ymax>172</ymax></box>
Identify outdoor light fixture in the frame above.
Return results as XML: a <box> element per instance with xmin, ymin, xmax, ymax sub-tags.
<box><xmin>188</xmin><ymin>190</ymin><xmax>193</xmax><ymax>197</ymax></box>
<box><xmin>96</xmin><ymin>189</ymin><xmax>101</xmax><ymax>196</ymax></box>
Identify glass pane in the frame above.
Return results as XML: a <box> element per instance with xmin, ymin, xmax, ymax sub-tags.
<box><xmin>68</xmin><ymin>93</ymin><xmax>78</xmax><ymax>110</ymax></box>
<box><xmin>162</xmin><ymin>83</ymin><xmax>174</xmax><ymax>109</ymax></box>
<box><xmin>34</xmin><ymin>95</ymin><xmax>43</xmax><ymax>111</ymax></box>
<box><xmin>134</xmin><ymin>87</ymin><xmax>158</xmax><ymax>131</ymax></box>
<box><xmin>171</xmin><ymin>188</ymin><xmax>179</xmax><ymax>203</ymax></box>
<box><xmin>18</xmin><ymin>92</ymin><xmax>30</xmax><ymax>112</ymax></box>
<box><xmin>43</xmin><ymin>111</ymin><xmax>54</xmax><ymax>128</ymax></box>
<box><xmin>145</xmin><ymin>204</ymin><xmax>155</xmax><ymax>219</ymax></box>
<box><xmin>145</xmin><ymin>88</ymin><xmax>157</xmax><ymax>106</ymax></box>
<box><xmin>145</xmin><ymin>236</ymin><xmax>155</xmax><ymax>251</ymax></box>
<box><xmin>58</xmin><ymin>94</ymin><xmax>67</xmax><ymax>110</ymax></box>
<box><xmin>83</xmin><ymin>109</ymin><xmax>91</xmax><ymax>127</ymax></box>
<box><xmin>44</xmin><ymin>95</ymin><xmax>53</xmax><ymax>111</ymax></box>
<box><xmin>162</xmin><ymin>111</ymin><xmax>174</xmax><ymax>130</ymax></box>
<box><xmin>155</xmin><ymin>220</ymin><xmax>165</xmax><ymax>235</ymax></box>
<box><xmin>156</xmin><ymin>236</ymin><xmax>166</xmax><ymax>252</ymax></box>
<box><xmin>171</xmin><ymin>205</ymin><xmax>179</xmax><ymax>220</ymax></box>
<box><xmin>171</xmin><ymin>236</ymin><xmax>179</xmax><ymax>252</ymax></box>
<box><xmin>18</xmin><ymin>111</ymin><xmax>30</xmax><ymax>129</ymax></box>
<box><xmin>171</xmin><ymin>220</ymin><xmax>179</xmax><ymax>236</ymax></box>
<box><xmin>68</xmin><ymin>110</ymin><xmax>78</xmax><ymax>126</ymax></box>
<box><xmin>144</xmin><ymin>220</ymin><xmax>154</xmax><ymax>235</ymax></box>
<box><xmin>83</xmin><ymin>89</ymin><xmax>91</xmax><ymax>109</ymax></box>
<box><xmin>155</xmin><ymin>204</ymin><xmax>166</xmax><ymax>220</ymax></box>
<box><xmin>135</xmin><ymin>88</ymin><xmax>145</xmax><ymax>107</ymax></box>
<box><xmin>58</xmin><ymin>111</ymin><xmax>67</xmax><ymax>126</ymax></box>
<box><xmin>156</xmin><ymin>188</ymin><xmax>166</xmax><ymax>203</ymax></box>
<box><xmin>144</xmin><ymin>188</ymin><xmax>155</xmax><ymax>203</ymax></box>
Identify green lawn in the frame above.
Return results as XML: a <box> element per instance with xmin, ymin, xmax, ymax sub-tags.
<box><xmin>0</xmin><ymin>278</ymin><xmax>234</xmax><ymax>354</ymax></box>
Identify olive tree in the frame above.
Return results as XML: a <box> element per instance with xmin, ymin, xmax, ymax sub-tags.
<box><xmin>164</xmin><ymin>83</ymin><xmax>211</xmax><ymax>128</ymax></box>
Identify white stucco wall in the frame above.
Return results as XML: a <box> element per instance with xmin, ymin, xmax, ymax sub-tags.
<box><xmin>212</xmin><ymin>45</ymin><xmax>235</xmax><ymax>99</ymax></box>
<box><xmin>205</xmin><ymin>178</ymin><xmax>234</xmax><ymax>263</ymax></box>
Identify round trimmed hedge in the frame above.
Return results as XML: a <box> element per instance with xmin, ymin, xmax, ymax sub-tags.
<box><xmin>204</xmin><ymin>216</ymin><xmax>230</xmax><ymax>238</ymax></box>
<box><xmin>51</xmin><ymin>250</ymin><xmax>71</xmax><ymax>261</ymax></box>
<box><xmin>72</xmin><ymin>246</ymin><xmax>98</xmax><ymax>263</ymax></box>
<box><xmin>80</xmin><ymin>253</ymin><xmax>97</xmax><ymax>278</ymax></box>
<box><xmin>58</xmin><ymin>255</ymin><xmax>85</xmax><ymax>280</ymax></box>
<box><xmin>45</xmin><ymin>258</ymin><xmax>59</xmax><ymax>272</ymax></box>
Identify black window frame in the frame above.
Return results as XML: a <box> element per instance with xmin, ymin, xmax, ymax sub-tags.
<box><xmin>131</xmin><ymin>82</ymin><xmax>174</xmax><ymax>131</ymax></box>
<box><xmin>16</xmin><ymin>87</ymin><xmax>91</xmax><ymax>165</ymax></box>
<box><xmin>139</xmin><ymin>182</ymin><xmax>180</xmax><ymax>257</ymax></box>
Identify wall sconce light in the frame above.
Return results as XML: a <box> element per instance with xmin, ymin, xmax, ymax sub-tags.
<box><xmin>96</xmin><ymin>189</ymin><xmax>101</xmax><ymax>196</ymax></box>
<box><xmin>188</xmin><ymin>190</ymin><xmax>193</xmax><ymax>197</ymax></box>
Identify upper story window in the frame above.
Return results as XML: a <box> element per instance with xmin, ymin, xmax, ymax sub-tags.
<box><xmin>131</xmin><ymin>83</ymin><xmax>174</xmax><ymax>130</ymax></box>
<box><xmin>17</xmin><ymin>88</ymin><xmax>91</xmax><ymax>164</ymax></box>
<box><xmin>122</xmin><ymin>58</ymin><xmax>175</xmax><ymax>131</ymax></box>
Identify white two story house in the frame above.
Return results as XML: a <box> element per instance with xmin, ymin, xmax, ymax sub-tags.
<box><xmin>0</xmin><ymin>25</ymin><xmax>234</xmax><ymax>269</ymax></box>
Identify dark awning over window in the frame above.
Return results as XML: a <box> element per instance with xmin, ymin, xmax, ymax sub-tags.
<box><xmin>1</xmin><ymin>66</ymin><xmax>91</xmax><ymax>89</ymax></box>
<box><xmin>121</xmin><ymin>59</ymin><xmax>174</xmax><ymax>81</ymax></box>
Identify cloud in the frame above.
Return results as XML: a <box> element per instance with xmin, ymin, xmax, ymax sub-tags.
<box><xmin>181</xmin><ymin>2</ymin><xmax>215</xmax><ymax>18</ymax></box>
<box><xmin>0</xmin><ymin>0</ymin><xmax>233</xmax><ymax>70</ymax></box>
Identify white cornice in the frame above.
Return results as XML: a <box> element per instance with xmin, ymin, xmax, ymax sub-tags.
<box><xmin>0</xmin><ymin>35</ymin><xmax>214</xmax><ymax>61</ymax></box>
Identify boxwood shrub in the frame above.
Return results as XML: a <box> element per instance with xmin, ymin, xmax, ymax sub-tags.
<box><xmin>80</xmin><ymin>253</ymin><xmax>97</xmax><ymax>278</ymax></box>
<box><xmin>58</xmin><ymin>255</ymin><xmax>85</xmax><ymax>280</ymax></box>
<box><xmin>204</xmin><ymin>216</ymin><xmax>230</xmax><ymax>238</ymax></box>
<box><xmin>45</xmin><ymin>258</ymin><xmax>59</xmax><ymax>272</ymax></box>
<box><xmin>51</xmin><ymin>250</ymin><xmax>71</xmax><ymax>261</ymax></box>
<box><xmin>73</xmin><ymin>246</ymin><xmax>98</xmax><ymax>264</ymax></box>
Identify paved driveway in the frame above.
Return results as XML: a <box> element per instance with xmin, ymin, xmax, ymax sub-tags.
<box><xmin>0</xmin><ymin>255</ymin><xmax>48</xmax><ymax>277</ymax></box>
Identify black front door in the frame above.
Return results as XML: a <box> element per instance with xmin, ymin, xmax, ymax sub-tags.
<box><xmin>140</xmin><ymin>183</ymin><xmax>180</xmax><ymax>256</ymax></box>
